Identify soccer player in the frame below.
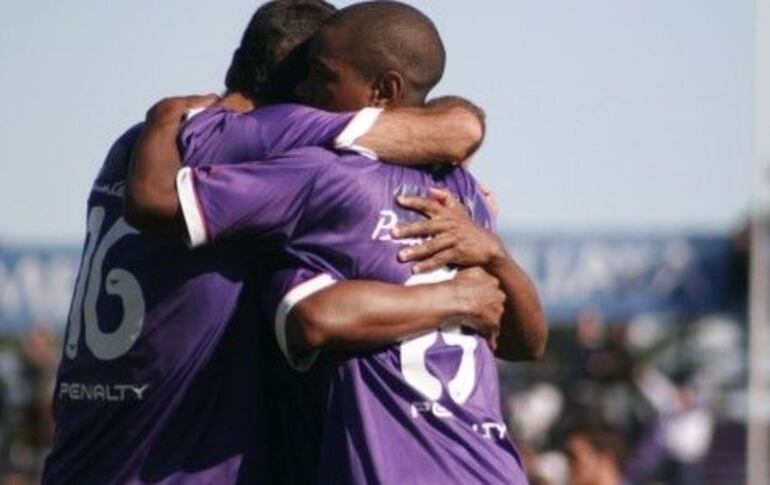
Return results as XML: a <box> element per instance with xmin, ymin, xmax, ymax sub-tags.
<box><xmin>43</xmin><ymin>1</ymin><xmax>506</xmax><ymax>483</ymax></box>
<box><xmin>130</xmin><ymin>2</ymin><xmax>547</xmax><ymax>483</ymax></box>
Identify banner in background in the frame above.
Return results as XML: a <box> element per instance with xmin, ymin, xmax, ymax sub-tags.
<box><xmin>506</xmin><ymin>234</ymin><xmax>741</xmax><ymax>322</ymax></box>
<box><xmin>0</xmin><ymin>233</ymin><xmax>741</xmax><ymax>333</ymax></box>
<box><xmin>0</xmin><ymin>244</ymin><xmax>80</xmax><ymax>333</ymax></box>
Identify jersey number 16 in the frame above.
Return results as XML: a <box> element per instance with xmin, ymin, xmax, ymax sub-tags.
<box><xmin>65</xmin><ymin>206</ymin><xmax>145</xmax><ymax>361</ymax></box>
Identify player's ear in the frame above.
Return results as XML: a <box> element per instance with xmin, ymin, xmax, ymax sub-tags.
<box><xmin>370</xmin><ymin>71</ymin><xmax>404</xmax><ymax>108</ymax></box>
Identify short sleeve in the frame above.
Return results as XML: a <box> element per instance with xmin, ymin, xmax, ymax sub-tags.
<box><xmin>176</xmin><ymin>148</ymin><xmax>330</xmax><ymax>247</ymax></box>
<box><xmin>263</xmin><ymin>267</ymin><xmax>339</xmax><ymax>372</ymax></box>
<box><xmin>246</xmin><ymin>104</ymin><xmax>383</xmax><ymax>159</ymax></box>
<box><xmin>181</xmin><ymin>104</ymin><xmax>382</xmax><ymax>169</ymax></box>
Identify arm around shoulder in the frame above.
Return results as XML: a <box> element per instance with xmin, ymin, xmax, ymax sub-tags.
<box><xmin>354</xmin><ymin>96</ymin><xmax>486</xmax><ymax>165</ymax></box>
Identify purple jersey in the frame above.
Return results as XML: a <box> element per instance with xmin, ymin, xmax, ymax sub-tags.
<box><xmin>43</xmin><ymin>104</ymin><xmax>362</xmax><ymax>484</ymax></box>
<box><xmin>178</xmin><ymin>148</ymin><xmax>528</xmax><ymax>484</ymax></box>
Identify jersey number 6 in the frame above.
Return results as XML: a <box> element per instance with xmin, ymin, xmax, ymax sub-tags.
<box><xmin>400</xmin><ymin>269</ymin><xmax>478</xmax><ymax>405</ymax></box>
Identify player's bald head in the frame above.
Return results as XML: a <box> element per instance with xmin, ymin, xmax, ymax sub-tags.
<box><xmin>321</xmin><ymin>1</ymin><xmax>445</xmax><ymax>104</ymax></box>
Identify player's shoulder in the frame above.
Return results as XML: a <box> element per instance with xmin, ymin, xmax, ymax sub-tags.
<box><xmin>244</xmin><ymin>103</ymin><xmax>322</xmax><ymax>120</ymax></box>
<box><xmin>183</xmin><ymin>103</ymin><xmax>325</xmax><ymax>131</ymax></box>
<box><xmin>95</xmin><ymin>122</ymin><xmax>144</xmax><ymax>184</ymax></box>
<box><xmin>440</xmin><ymin>166</ymin><xmax>496</xmax><ymax>227</ymax></box>
<box><xmin>443</xmin><ymin>165</ymin><xmax>482</xmax><ymax>197</ymax></box>
<box><xmin>111</xmin><ymin>122</ymin><xmax>145</xmax><ymax>155</ymax></box>
<box><xmin>266</xmin><ymin>145</ymin><xmax>341</xmax><ymax>166</ymax></box>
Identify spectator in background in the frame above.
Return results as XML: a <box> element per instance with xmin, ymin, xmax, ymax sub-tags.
<box><xmin>564</xmin><ymin>311</ymin><xmax>633</xmax><ymax>420</ymax></box>
<box><xmin>625</xmin><ymin>365</ymin><xmax>715</xmax><ymax>484</ymax></box>
<box><xmin>564</xmin><ymin>421</ymin><xmax>627</xmax><ymax>485</ymax></box>
<box><xmin>20</xmin><ymin>327</ymin><xmax>57</xmax><ymax>465</ymax></box>
<box><xmin>0</xmin><ymin>326</ymin><xmax>59</xmax><ymax>484</ymax></box>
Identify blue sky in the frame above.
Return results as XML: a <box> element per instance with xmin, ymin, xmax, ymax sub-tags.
<box><xmin>0</xmin><ymin>0</ymin><xmax>755</xmax><ymax>243</ymax></box>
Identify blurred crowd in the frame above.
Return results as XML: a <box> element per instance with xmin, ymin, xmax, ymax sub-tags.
<box><xmin>0</xmin><ymin>311</ymin><xmax>748</xmax><ymax>484</ymax></box>
<box><xmin>0</xmin><ymin>326</ymin><xmax>58</xmax><ymax>484</ymax></box>
<box><xmin>501</xmin><ymin>310</ymin><xmax>747</xmax><ymax>485</ymax></box>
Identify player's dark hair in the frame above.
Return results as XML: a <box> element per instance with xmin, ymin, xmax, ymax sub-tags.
<box><xmin>225</xmin><ymin>0</ymin><xmax>336</xmax><ymax>103</ymax></box>
<box><xmin>566</xmin><ymin>421</ymin><xmax>628</xmax><ymax>469</ymax></box>
<box><xmin>323</xmin><ymin>1</ymin><xmax>446</xmax><ymax>104</ymax></box>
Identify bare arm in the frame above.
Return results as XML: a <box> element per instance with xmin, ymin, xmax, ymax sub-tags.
<box><xmin>393</xmin><ymin>190</ymin><xmax>548</xmax><ymax>361</ymax></box>
<box><xmin>479</xmin><ymin>249</ymin><xmax>548</xmax><ymax>361</ymax></box>
<box><xmin>124</xmin><ymin>95</ymin><xmax>485</xmax><ymax>236</ymax></box>
<box><xmin>285</xmin><ymin>268</ymin><xmax>504</xmax><ymax>360</ymax></box>
<box><xmin>356</xmin><ymin>96</ymin><xmax>485</xmax><ymax>165</ymax></box>
<box><xmin>124</xmin><ymin>95</ymin><xmax>218</xmax><ymax>235</ymax></box>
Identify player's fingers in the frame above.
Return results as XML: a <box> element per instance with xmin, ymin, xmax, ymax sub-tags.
<box><xmin>146</xmin><ymin>93</ymin><xmax>219</xmax><ymax>123</ymax></box>
<box><xmin>396</xmin><ymin>195</ymin><xmax>444</xmax><ymax>217</ymax></box>
<box><xmin>428</xmin><ymin>188</ymin><xmax>451</xmax><ymax>204</ymax></box>
<box><xmin>412</xmin><ymin>250</ymin><xmax>454</xmax><ymax>274</ymax></box>
<box><xmin>147</xmin><ymin>97</ymin><xmax>188</xmax><ymax>120</ymax></box>
<box><xmin>186</xmin><ymin>93</ymin><xmax>221</xmax><ymax>108</ymax></box>
<box><xmin>429</xmin><ymin>187</ymin><xmax>463</xmax><ymax>213</ymax></box>
<box><xmin>391</xmin><ymin>219</ymin><xmax>451</xmax><ymax>239</ymax></box>
<box><xmin>398</xmin><ymin>235</ymin><xmax>454</xmax><ymax>262</ymax></box>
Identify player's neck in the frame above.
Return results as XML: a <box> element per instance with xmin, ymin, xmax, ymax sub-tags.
<box><xmin>218</xmin><ymin>91</ymin><xmax>257</xmax><ymax>113</ymax></box>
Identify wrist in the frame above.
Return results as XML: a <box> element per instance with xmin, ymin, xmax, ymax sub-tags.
<box><xmin>483</xmin><ymin>237</ymin><xmax>509</xmax><ymax>275</ymax></box>
<box><xmin>438</xmin><ymin>280</ymin><xmax>472</xmax><ymax>319</ymax></box>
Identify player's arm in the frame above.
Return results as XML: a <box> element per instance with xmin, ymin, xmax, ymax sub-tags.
<box><xmin>392</xmin><ymin>189</ymin><xmax>548</xmax><ymax>362</ymax></box>
<box><xmin>124</xmin><ymin>95</ymin><xmax>218</xmax><ymax>236</ymax></box>
<box><xmin>348</xmin><ymin>96</ymin><xmax>485</xmax><ymax>164</ymax></box>
<box><xmin>124</xmin><ymin>95</ymin><xmax>484</xmax><ymax>236</ymax></box>
<box><xmin>292</xmin><ymin>269</ymin><xmax>501</xmax><ymax>351</ymax></box>
<box><xmin>270</xmin><ymin>268</ymin><xmax>503</xmax><ymax>371</ymax></box>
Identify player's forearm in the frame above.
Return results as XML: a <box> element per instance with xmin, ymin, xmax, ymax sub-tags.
<box><xmin>288</xmin><ymin>280</ymin><xmax>467</xmax><ymax>352</ymax></box>
<box><xmin>486</xmin><ymin>253</ymin><xmax>548</xmax><ymax>362</ymax></box>
<box><xmin>124</xmin><ymin>100</ymin><xmax>192</xmax><ymax>236</ymax></box>
<box><xmin>357</xmin><ymin>96</ymin><xmax>485</xmax><ymax>165</ymax></box>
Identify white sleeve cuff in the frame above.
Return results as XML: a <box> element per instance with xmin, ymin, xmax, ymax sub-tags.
<box><xmin>176</xmin><ymin>167</ymin><xmax>209</xmax><ymax>248</ymax></box>
<box><xmin>275</xmin><ymin>273</ymin><xmax>338</xmax><ymax>372</ymax></box>
<box><xmin>334</xmin><ymin>107</ymin><xmax>383</xmax><ymax>160</ymax></box>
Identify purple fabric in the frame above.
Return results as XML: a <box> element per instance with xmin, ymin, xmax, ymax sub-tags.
<box><xmin>43</xmin><ymin>105</ymin><xmax>354</xmax><ymax>484</ymax></box>
<box><xmin>189</xmin><ymin>149</ymin><xmax>528</xmax><ymax>484</ymax></box>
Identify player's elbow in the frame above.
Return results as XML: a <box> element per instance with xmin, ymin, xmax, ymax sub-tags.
<box><xmin>496</xmin><ymin>314</ymin><xmax>549</xmax><ymax>362</ymax></box>
<box><xmin>297</xmin><ymin>318</ymin><xmax>328</xmax><ymax>350</ymax></box>
<box><xmin>527</xmin><ymin>325</ymin><xmax>548</xmax><ymax>361</ymax></box>
<box><xmin>290</xmin><ymin>299</ymin><xmax>339</xmax><ymax>350</ymax></box>
<box><xmin>123</xmin><ymin>190</ymin><xmax>158</xmax><ymax>233</ymax></box>
<box><xmin>522</xmin><ymin>313</ymin><xmax>549</xmax><ymax>361</ymax></box>
<box><xmin>451</xmin><ymin>107</ymin><xmax>485</xmax><ymax>162</ymax></box>
<box><xmin>456</xmin><ymin>111</ymin><xmax>485</xmax><ymax>161</ymax></box>
<box><xmin>123</xmin><ymin>184</ymin><xmax>151</xmax><ymax>231</ymax></box>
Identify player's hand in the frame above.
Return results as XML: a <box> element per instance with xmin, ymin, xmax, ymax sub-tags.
<box><xmin>392</xmin><ymin>188</ymin><xmax>506</xmax><ymax>274</ymax></box>
<box><xmin>145</xmin><ymin>93</ymin><xmax>220</xmax><ymax>125</ymax></box>
<box><xmin>447</xmin><ymin>267</ymin><xmax>505</xmax><ymax>348</ymax></box>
